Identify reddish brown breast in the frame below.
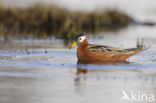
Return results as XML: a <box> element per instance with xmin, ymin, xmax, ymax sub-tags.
<box><xmin>77</xmin><ymin>39</ymin><xmax>89</xmax><ymax>61</ymax></box>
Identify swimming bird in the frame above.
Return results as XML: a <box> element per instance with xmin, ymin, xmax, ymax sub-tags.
<box><xmin>69</xmin><ymin>33</ymin><xmax>144</xmax><ymax>62</ymax></box>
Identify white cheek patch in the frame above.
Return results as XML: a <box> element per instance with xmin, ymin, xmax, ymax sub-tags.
<box><xmin>79</xmin><ymin>36</ymin><xmax>86</xmax><ymax>42</ymax></box>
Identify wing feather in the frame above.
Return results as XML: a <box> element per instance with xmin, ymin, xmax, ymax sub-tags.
<box><xmin>88</xmin><ymin>44</ymin><xmax>142</xmax><ymax>53</ymax></box>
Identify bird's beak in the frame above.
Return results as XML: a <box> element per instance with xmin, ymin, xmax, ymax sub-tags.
<box><xmin>69</xmin><ymin>42</ymin><xmax>77</xmax><ymax>49</ymax></box>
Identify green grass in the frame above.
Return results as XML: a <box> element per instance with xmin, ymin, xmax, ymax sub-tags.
<box><xmin>0</xmin><ymin>4</ymin><xmax>133</xmax><ymax>40</ymax></box>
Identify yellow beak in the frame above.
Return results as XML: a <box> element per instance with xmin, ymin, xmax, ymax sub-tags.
<box><xmin>69</xmin><ymin>42</ymin><xmax>77</xmax><ymax>49</ymax></box>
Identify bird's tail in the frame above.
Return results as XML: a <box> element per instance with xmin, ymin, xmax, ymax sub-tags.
<box><xmin>136</xmin><ymin>38</ymin><xmax>149</xmax><ymax>51</ymax></box>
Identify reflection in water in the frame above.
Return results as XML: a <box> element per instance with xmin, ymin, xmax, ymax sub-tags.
<box><xmin>73</xmin><ymin>60</ymin><xmax>156</xmax><ymax>103</ymax></box>
<box><xmin>77</xmin><ymin>60</ymin><xmax>130</xmax><ymax>65</ymax></box>
<box><xmin>74</xmin><ymin>60</ymin><xmax>130</xmax><ymax>86</ymax></box>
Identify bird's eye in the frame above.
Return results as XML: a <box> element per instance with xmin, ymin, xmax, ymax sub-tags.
<box><xmin>79</xmin><ymin>38</ymin><xmax>81</xmax><ymax>41</ymax></box>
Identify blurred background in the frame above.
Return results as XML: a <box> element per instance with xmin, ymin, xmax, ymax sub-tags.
<box><xmin>0</xmin><ymin>1</ymin><xmax>156</xmax><ymax>103</ymax></box>
<box><xmin>0</xmin><ymin>0</ymin><xmax>155</xmax><ymax>40</ymax></box>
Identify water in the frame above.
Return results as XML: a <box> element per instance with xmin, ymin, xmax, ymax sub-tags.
<box><xmin>0</xmin><ymin>25</ymin><xmax>156</xmax><ymax>103</ymax></box>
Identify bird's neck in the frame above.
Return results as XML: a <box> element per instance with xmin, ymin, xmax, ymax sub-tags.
<box><xmin>77</xmin><ymin>39</ymin><xmax>89</xmax><ymax>61</ymax></box>
<box><xmin>78</xmin><ymin>39</ymin><xmax>88</xmax><ymax>48</ymax></box>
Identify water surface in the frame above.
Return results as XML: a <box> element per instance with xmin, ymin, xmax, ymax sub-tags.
<box><xmin>0</xmin><ymin>25</ymin><xmax>156</xmax><ymax>103</ymax></box>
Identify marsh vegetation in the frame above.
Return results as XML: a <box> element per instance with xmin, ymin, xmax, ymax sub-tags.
<box><xmin>0</xmin><ymin>5</ymin><xmax>132</xmax><ymax>40</ymax></box>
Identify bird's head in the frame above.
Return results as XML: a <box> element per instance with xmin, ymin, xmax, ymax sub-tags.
<box><xmin>69</xmin><ymin>33</ymin><xmax>86</xmax><ymax>49</ymax></box>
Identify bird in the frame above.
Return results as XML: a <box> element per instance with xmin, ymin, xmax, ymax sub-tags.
<box><xmin>69</xmin><ymin>33</ymin><xmax>145</xmax><ymax>62</ymax></box>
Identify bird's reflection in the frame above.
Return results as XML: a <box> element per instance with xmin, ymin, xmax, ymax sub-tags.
<box><xmin>74</xmin><ymin>60</ymin><xmax>130</xmax><ymax>86</ymax></box>
<box><xmin>77</xmin><ymin>60</ymin><xmax>129</xmax><ymax>73</ymax></box>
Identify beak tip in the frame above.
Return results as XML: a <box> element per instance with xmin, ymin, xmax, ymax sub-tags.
<box><xmin>69</xmin><ymin>42</ymin><xmax>77</xmax><ymax>49</ymax></box>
